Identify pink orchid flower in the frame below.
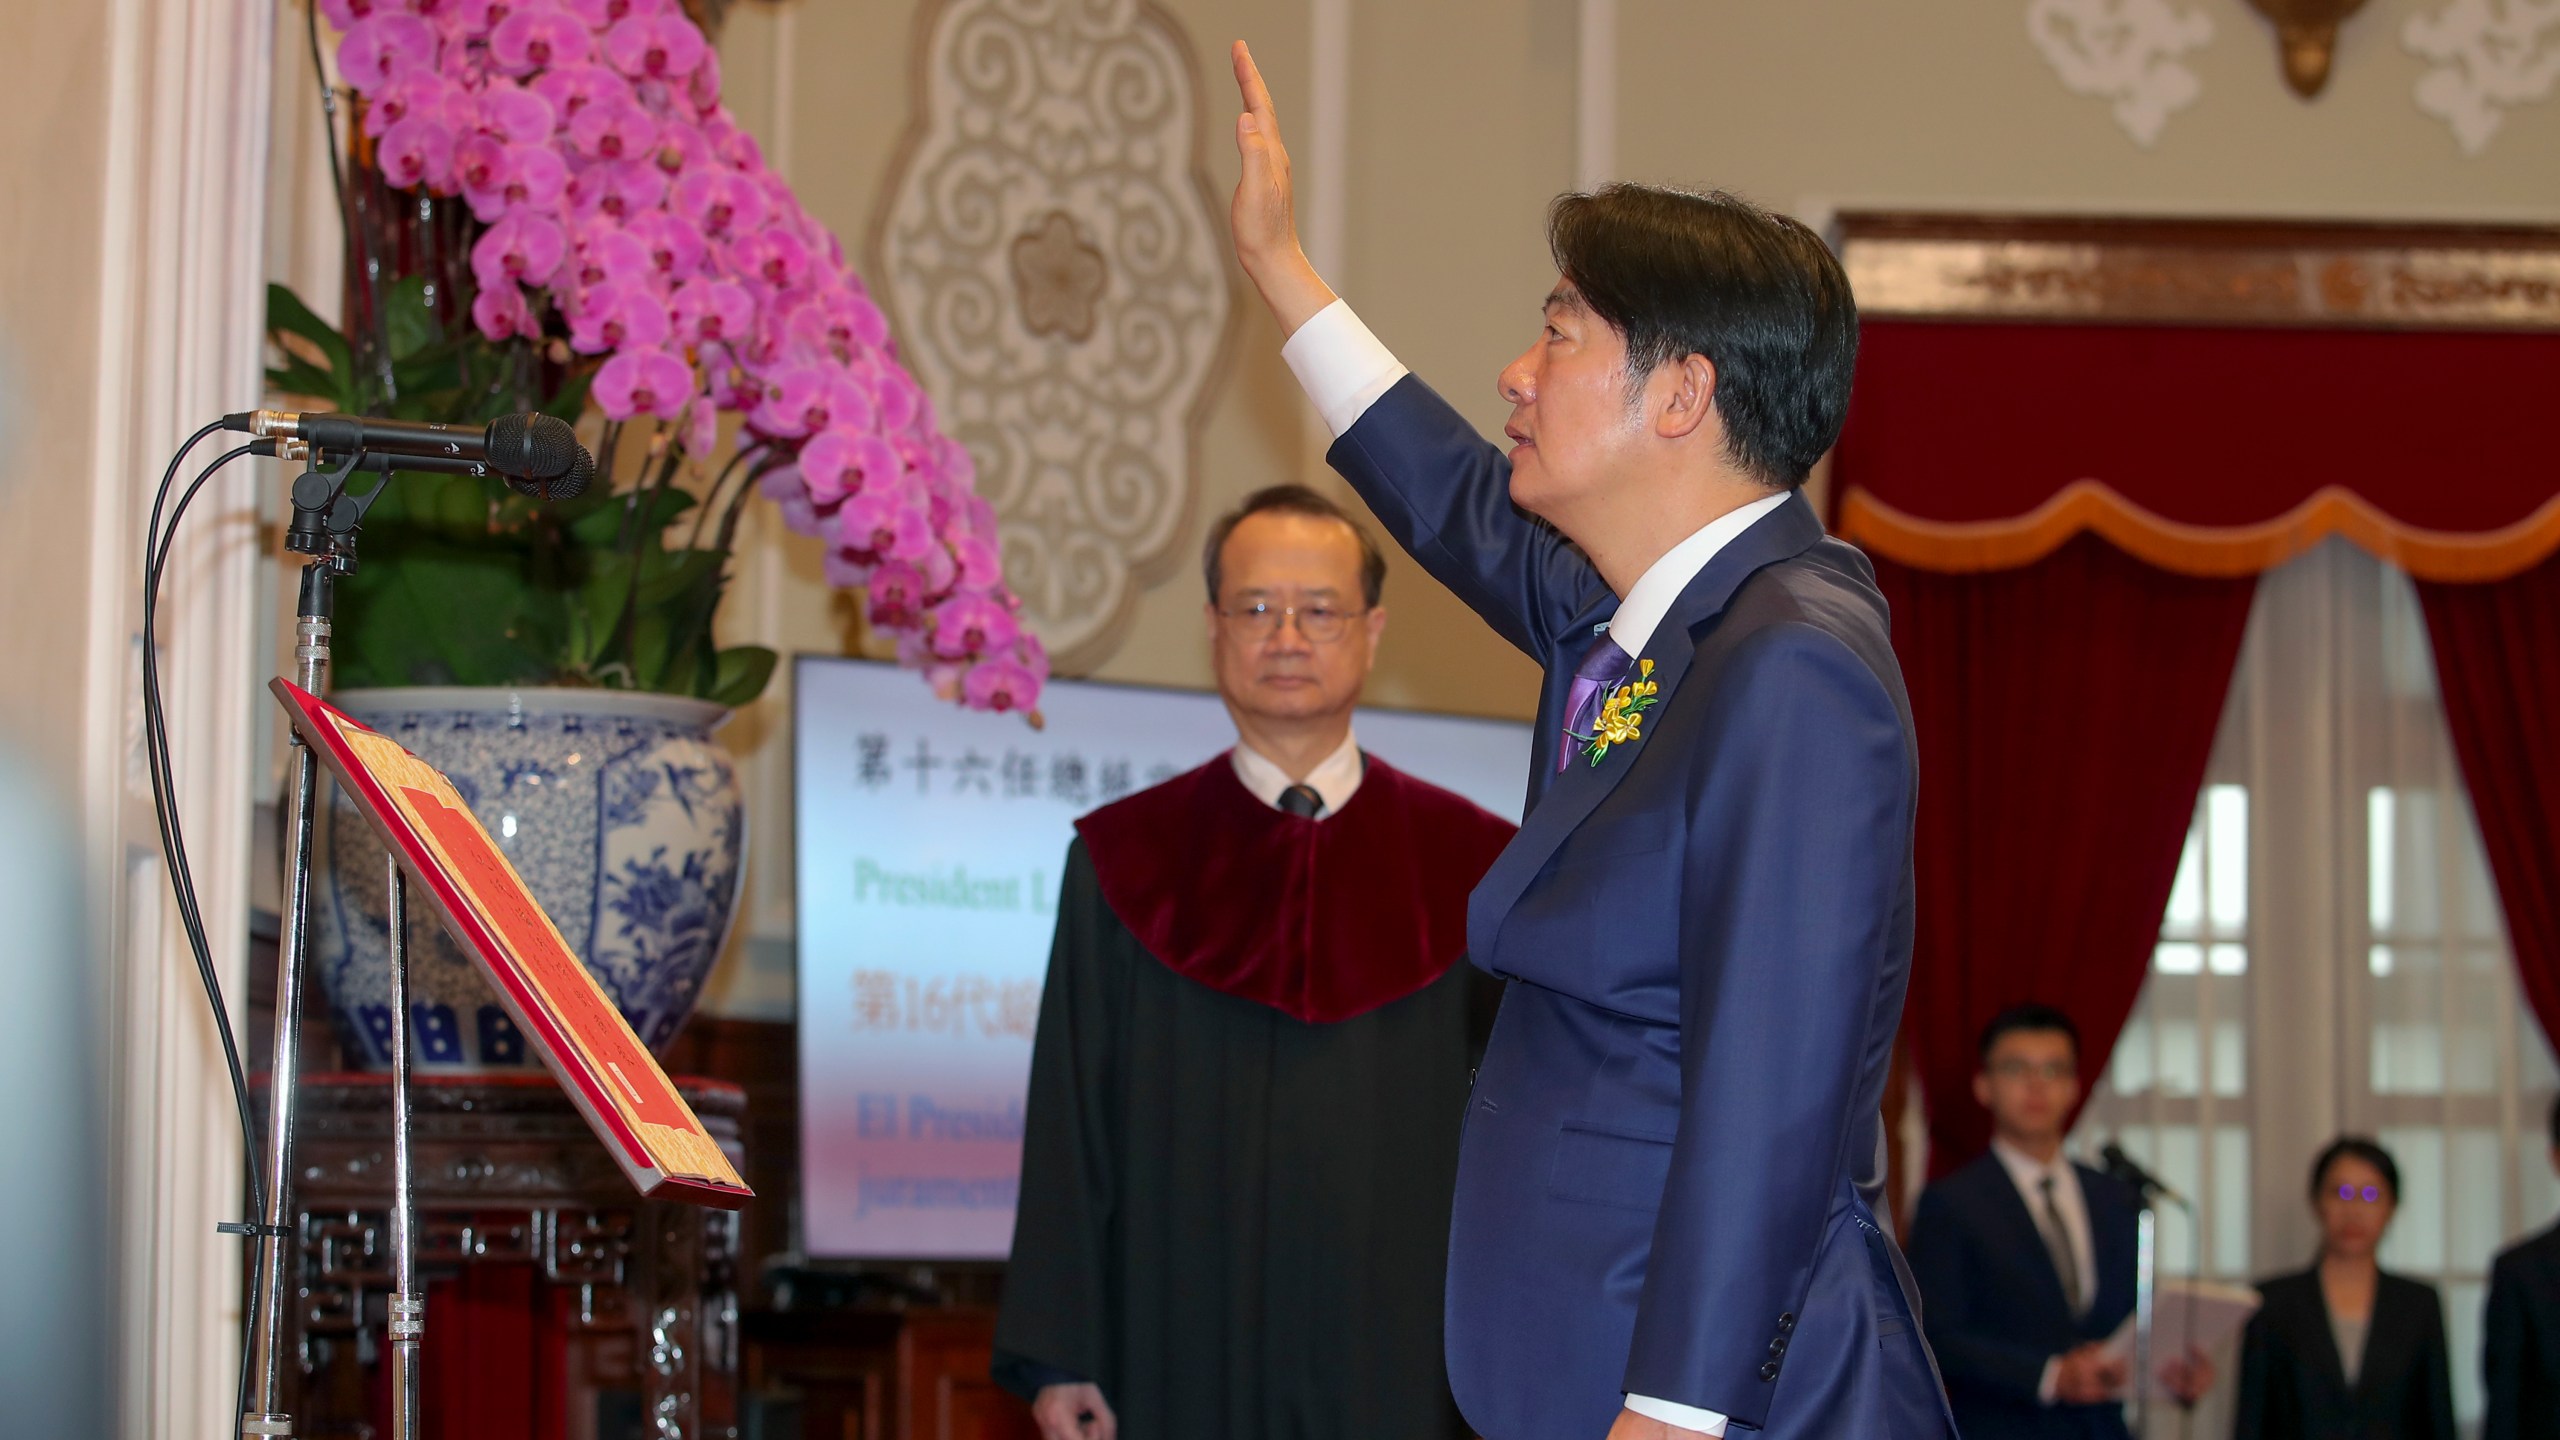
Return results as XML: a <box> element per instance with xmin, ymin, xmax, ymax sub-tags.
<box><xmin>668</xmin><ymin>277</ymin><xmax>755</xmax><ymax>347</ymax></box>
<box><xmin>948</xmin><ymin>533</ymin><xmax>1005</xmax><ymax>592</ymax></box>
<box><xmin>340</xmin><ymin>14</ymin><xmax>440</xmax><ymax>88</ymax></box>
<box><xmin>603</xmin><ymin>14</ymin><xmax>707</xmax><ymax>82</ymax></box>
<box><xmin>365</xmin><ymin>71</ymin><xmax>465</xmax><ymax>137</ymax></box>
<box><xmin>565</xmin><ymin>157</ymin><xmax>668</xmax><ymax>224</ymax></box>
<box><xmin>567</xmin><ymin>280</ymin><xmax>672</xmax><ymax>354</ymax></box>
<box><xmin>798</xmin><ymin>429</ymin><xmax>901</xmax><ymax>504</ymax></box>
<box><xmin>624</xmin><ymin>211</ymin><xmax>708</xmax><ymax>285</ymax></box>
<box><xmin>529</xmin><ymin>63</ymin><xmax>626</xmax><ymax>124</ymax></box>
<box><xmin>378</xmin><ymin>116</ymin><xmax>458</xmax><ymax>192</ymax></box>
<box><xmin>650</xmin><ymin>120</ymin><xmax>712</xmax><ymax>178</ymax></box>
<box><xmin>834</xmin><ymin>492</ymin><xmax>937</xmax><ymax>567</ymax></box>
<box><xmin>864</xmin><ymin>560</ymin><xmax>929</xmax><ymax>628</ymax></box>
<box><xmin>475</xmin><ymin>84</ymin><xmax>556</xmax><ymax>145</ymax></box>
<box><xmin>726</xmin><ymin>228</ymin><xmax>811</xmax><ymax>295</ymax></box>
<box><xmin>591</xmin><ymin>347</ymin><xmax>695</xmax><ymax>420</ymax></box>
<box><xmin>564</xmin><ymin>223</ymin><xmax>656</xmax><ymax>291</ymax></box>
<box><xmin>567</xmin><ymin>91</ymin><xmax>658</xmax><ymax>163</ymax></box>
<box><xmin>469</xmin><ymin>209</ymin><xmax>567</xmax><ymax>289</ymax></box>
<box><xmin>471</xmin><ymin>282</ymin><xmax>536</xmax><ymax>341</ymax></box>
<box><xmin>488</xmin><ymin>10</ymin><xmax>594</xmax><ymax>76</ymax></box>
<box><xmin>752</xmin><ymin>364</ymin><xmax>875</xmax><ymax>439</ymax></box>
<box><xmin>457</xmin><ymin>138</ymin><xmax>568</xmax><ymax>222</ymax></box>
<box><xmin>928</xmin><ymin>591</ymin><xmax>1020</xmax><ymax>661</ymax></box>
<box><xmin>671</xmin><ymin>168</ymin><xmax>767</xmax><ymax>241</ymax></box>
<box><xmin>962</xmin><ymin>655</ymin><xmax>1042</xmax><ymax>715</ymax></box>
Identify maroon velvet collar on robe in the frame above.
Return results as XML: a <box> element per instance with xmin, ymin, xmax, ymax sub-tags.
<box><xmin>1074</xmin><ymin>751</ymin><xmax>1519</xmax><ymax>1025</ymax></box>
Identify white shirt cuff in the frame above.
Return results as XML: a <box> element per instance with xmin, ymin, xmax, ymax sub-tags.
<box><xmin>1623</xmin><ymin>1394</ymin><xmax>1729</xmax><ymax>1435</ymax></box>
<box><xmin>2038</xmin><ymin>1355</ymin><xmax>2062</xmax><ymax>1405</ymax></box>
<box><xmin>1278</xmin><ymin>299</ymin><xmax>1409</xmax><ymax>439</ymax></box>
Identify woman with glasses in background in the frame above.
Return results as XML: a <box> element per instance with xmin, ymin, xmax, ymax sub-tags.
<box><xmin>2234</xmin><ymin>1137</ymin><xmax>2457</xmax><ymax>1440</ymax></box>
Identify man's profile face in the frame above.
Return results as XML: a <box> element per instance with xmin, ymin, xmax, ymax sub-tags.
<box><xmin>1971</xmin><ymin>1029</ymin><xmax>2082</xmax><ymax>1147</ymax></box>
<box><xmin>1496</xmin><ymin>277</ymin><xmax>1652</xmax><ymax>524</ymax></box>
<box><xmin>1206</xmin><ymin>510</ymin><xmax>1386</xmax><ymax>726</ymax></box>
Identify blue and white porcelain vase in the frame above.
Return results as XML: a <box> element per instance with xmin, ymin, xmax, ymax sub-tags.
<box><xmin>311</xmin><ymin>687</ymin><xmax>745</xmax><ymax>1072</ymax></box>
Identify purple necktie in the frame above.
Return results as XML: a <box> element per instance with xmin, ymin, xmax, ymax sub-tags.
<box><xmin>1558</xmin><ymin>629</ymin><xmax>1635</xmax><ymax>772</ymax></box>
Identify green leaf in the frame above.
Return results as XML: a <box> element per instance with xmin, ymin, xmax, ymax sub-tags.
<box><xmin>705</xmin><ymin>646</ymin><xmax>778</xmax><ymax>707</ymax></box>
<box><xmin>267</xmin><ymin>284</ymin><xmax>354</xmax><ymax>390</ymax></box>
<box><xmin>382</xmin><ymin>274</ymin><xmax>439</xmax><ymax>362</ymax></box>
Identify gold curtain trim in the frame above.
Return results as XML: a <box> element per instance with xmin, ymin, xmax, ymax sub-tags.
<box><xmin>1835</xmin><ymin>480</ymin><xmax>2560</xmax><ymax>581</ymax></box>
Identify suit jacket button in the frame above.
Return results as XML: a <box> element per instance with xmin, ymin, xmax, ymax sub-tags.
<box><xmin>1768</xmin><ymin>1339</ymin><xmax>1785</xmax><ymax>1357</ymax></box>
<box><xmin>1778</xmin><ymin>1312</ymin><xmax>1796</xmax><ymax>1332</ymax></box>
<box><xmin>1759</xmin><ymin>1361</ymin><xmax>1780</xmax><ymax>1381</ymax></box>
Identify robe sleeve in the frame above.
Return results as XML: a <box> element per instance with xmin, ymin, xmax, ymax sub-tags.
<box><xmin>992</xmin><ymin>841</ymin><xmax>1126</xmax><ymax>1401</ymax></box>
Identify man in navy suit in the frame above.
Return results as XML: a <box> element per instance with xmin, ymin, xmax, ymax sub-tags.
<box><xmin>1907</xmin><ymin>1006</ymin><xmax>2213</xmax><ymax>1439</ymax></box>
<box><xmin>1226</xmin><ymin>43</ymin><xmax>1951</xmax><ymax>1440</ymax></box>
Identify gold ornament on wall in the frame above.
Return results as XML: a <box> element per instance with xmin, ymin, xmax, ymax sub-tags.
<box><xmin>2246</xmin><ymin>0</ymin><xmax>2370</xmax><ymax>98</ymax></box>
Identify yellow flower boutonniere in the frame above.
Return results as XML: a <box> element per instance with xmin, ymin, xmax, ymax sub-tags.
<box><xmin>1570</xmin><ymin>658</ymin><xmax>1660</xmax><ymax>768</ymax></box>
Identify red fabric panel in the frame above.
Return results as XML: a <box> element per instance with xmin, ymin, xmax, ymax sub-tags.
<box><xmin>1879</xmin><ymin>535</ymin><xmax>2257</xmax><ymax>1175</ymax></box>
<box><xmin>2415</xmin><ymin>555</ymin><xmax>2560</xmax><ymax>1058</ymax></box>
<box><xmin>1838</xmin><ymin>322</ymin><xmax>2560</xmax><ymax>532</ymax></box>
<box><xmin>422</xmin><ymin>1262</ymin><xmax>538</xmax><ymax>1440</ymax></box>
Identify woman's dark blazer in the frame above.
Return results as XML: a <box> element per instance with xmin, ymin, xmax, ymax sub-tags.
<box><xmin>2232</xmin><ymin>1267</ymin><xmax>2456</xmax><ymax>1440</ymax></box>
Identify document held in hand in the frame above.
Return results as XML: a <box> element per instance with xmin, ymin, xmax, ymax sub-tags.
<box><xmin>2104</xmin><ymin>1278</ymin><xmax>2262</xmax><ymax>1397</ymax></box>
<box><xmin>274</xmin><ymin>679</ymin><xmax>751</xmax><ymax>1208</ymax></box>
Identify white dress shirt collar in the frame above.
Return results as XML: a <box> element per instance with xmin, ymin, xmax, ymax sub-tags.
<box><xmin>1229</xmin><ymin>730</ymin><xmax>1363</xmax><ymax>819</ymax></box>
<box><xmin>1604</xmin><ymin>491</ymin><xmax>1793</xmax><ymax>660</ymax></box>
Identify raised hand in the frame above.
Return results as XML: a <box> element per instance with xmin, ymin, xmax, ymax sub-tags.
<box><xmin>1030</xmin><ymin>1382</ymin><xmax>1117</xmax><ymax>1440</ymax></box>
<box><xmin>1228</xmin><ymin>40</ymin><xmax>1337</xmax><ymax>336</ymax></box>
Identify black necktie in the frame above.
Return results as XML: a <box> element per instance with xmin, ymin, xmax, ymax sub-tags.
<box><xmin>1278</xmin><ymin>784</ymin><xmax>1323</xmax><ymax>818</ymax></box>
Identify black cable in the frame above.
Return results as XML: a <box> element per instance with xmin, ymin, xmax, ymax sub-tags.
<box><xmin>138</xmin><ymin>427</ymin><xmax>270</xmax><ymax>1430</ymax></box>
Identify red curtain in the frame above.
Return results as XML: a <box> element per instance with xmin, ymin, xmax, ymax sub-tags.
<box><xmin>2415</xmin><ymin>553</ymin><xmax>2560</xmax><ymax>1058</ymax></box>
<box><xmin>1877</xmin><ymin>535</ymin><xmax>2258</xmax><ymax>1176</ymax></box>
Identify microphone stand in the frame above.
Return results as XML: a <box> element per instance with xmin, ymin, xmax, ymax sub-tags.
<box><xmin>241</xmin><ymin>448</ymin><xmax>423</xmax><ymax>1440</ymax></box>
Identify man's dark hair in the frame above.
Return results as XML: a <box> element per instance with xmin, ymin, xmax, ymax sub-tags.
<box><xmin>1546</xmin><ymin>184</ymin><xmax>1858</xmax><ymax>490</ymax></box>
<box><xmin>2309</xmin><ymin>1135</ymin><xmax>2402</xmax><ymax>1203</ymax></box>
<box><xmin>1201</xmin><ymin>484</ymin><xmax>1387</xmax><ymax>608</ymax></box>
<box><xmin>1976</xmin><ymin>1004</ymin><xmax>2082</xmax><ymax>1068</ymax></box>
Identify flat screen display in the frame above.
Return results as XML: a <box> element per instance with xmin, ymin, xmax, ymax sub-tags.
<box><xmin>794</xmin><ymin>655</ymin><xmax>1531</xmax><ymax>1258</ymax></box>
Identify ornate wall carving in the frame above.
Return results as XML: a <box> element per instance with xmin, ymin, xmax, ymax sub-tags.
<box><xmin>2025</xmin><ymin>0</ymin><xmax>2217</xmax><ymax>147</ymax></box>
<box><xmin>877</xmin><ymin>0</ymin><xmax>1236</xmax><ymax>670</ymax></box>
<box><xmin>2403</xmin><ymin>0</ymin><xmax>2560</xmax><ymax>154</ymax></box>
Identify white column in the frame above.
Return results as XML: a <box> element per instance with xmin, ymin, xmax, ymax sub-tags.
<box><xmin>85</xmin><ymin>1</ymin><xmax>275</xmax><ymax>1436</ymax></box>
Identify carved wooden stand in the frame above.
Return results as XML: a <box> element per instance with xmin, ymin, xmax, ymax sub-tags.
<box><xmin>285</xmin><ymin>1073</ymin><xmax>745</xmax><ymax>1440</ymax></box>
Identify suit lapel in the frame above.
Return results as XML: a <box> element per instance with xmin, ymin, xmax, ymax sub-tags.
<box><xmin>1983</xmin><ymin>1162</ymin><xmax>2080</xmax><ymax>1329</ymax></box>
<box><xmin>1467</xmin><ymin>492</ymin><xmax>1827</xmax><ymax>963</ymax></box>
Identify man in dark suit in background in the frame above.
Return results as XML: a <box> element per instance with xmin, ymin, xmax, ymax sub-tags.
<box><xmin>1229</xmin><ymin>41</ymin><xmax>1950</xmax><ymax>1440</ymax></box>
<box><xmin>1908</xmin><ymin>1006</ymin><xmax>2209</xmax><ymax>1439</ymax></box>
<box><xmin>2485</xmin><ymin>1095</ymin><xmax>2560</xmax><ymax>1440</ymax></box>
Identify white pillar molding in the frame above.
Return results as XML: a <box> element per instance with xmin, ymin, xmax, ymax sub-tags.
<box><xmin>83</xmin><ymin>0</ymin><xmax>275</xmax><ymax>1436</ymax></box>
<box><xmin>1576</xmin><ymin>0</ymin><xmax>1618</xmax><ymax>192</ymax></box>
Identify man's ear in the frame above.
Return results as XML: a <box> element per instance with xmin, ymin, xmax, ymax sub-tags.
<box><xmin>1972</xmin><ymin>1072</ymin><xmax>1994</xmax><ymax>1113</ymax></box>
<box><xmin>1653</xmin><ymin>352</ymin><xmax>1718</xmax><ymax>442</ymax></box>
<box><xmin>1364</xmin><ymin>602</ymin><xmax>1388</xmax><ymax>654</ymax></box>
<box><xmin>1204</xmin><ymin>599</ymin><xmax>1222</xmax><ymax>644</ymax></box>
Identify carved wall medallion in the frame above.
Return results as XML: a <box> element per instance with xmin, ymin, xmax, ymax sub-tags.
<box><xmin>1838</xmin><ymin>213</ymin><xmax>2560</xmax><ymax>330</ymax></box>
<box><xmin>2025</xmin><ymin>0</ymin><xmax>2217</xmax><ymax>147</ymax></box>
<box><xmin>2246</xmin><ymin>0</ymin><xmax>2371</xmax><ymax>97</ymax></box>
<box><xmin>877</xmin><ymin>0</ymin><xmax>1237</xmax><ymax>670</ymax></box>
<box><xmin>2403</xmin><ymin>0</ymin><xmax>2560</xmax><ymax>154</ymax></box>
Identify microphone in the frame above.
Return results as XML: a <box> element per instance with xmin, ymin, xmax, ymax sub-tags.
<box><xmin>313</xmin><ymin>443</ymin><xmax>595</xmax><ymax>500</ymax></box>
<box><xmin>229</xmin><ymin>409</ymin><xmax>580</xmax><ymax>482</ymax></box>
<box><xmin>2099</xmin><ymin>1140</ymin><xmax>2189</xmax><ymax>1208</ymax></box>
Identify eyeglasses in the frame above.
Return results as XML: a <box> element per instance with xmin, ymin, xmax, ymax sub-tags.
<box><xmin>1989</xmin><ymin>1060</ymin><xmax>2076</xmax><ymax>1083</ymax></box>
<box><xmin>2332</xmin><ymin>1184</ymin><xmax>2388</xmax><ymax>1204</ymax></box>
<box><xmin>1217</xmin><ymin>600</ymin><xmax>1367</xmax><ymax>644</ymax></box>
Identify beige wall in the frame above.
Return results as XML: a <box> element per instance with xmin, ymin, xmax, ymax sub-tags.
<box><xmin>692</xmin><ymin>0</ymin><xmax>2560</xmax><ymax>1012</ymax></box>
<box><xmin>0</xmin><ymin>4</ymin><xmax>114</xmax><ymax>768</ymax></box>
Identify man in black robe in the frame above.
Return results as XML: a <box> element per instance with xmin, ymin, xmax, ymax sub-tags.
<box><xmin>992</xmin><ymin>484</ymin><xmax>1518</xmax><ymax>1440</ymax></box>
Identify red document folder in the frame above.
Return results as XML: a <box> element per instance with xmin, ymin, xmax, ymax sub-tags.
<box><xmin>274</xmin><ymin>679</ymin><xmax>752</xmax><ymax>1208</ymax></box>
